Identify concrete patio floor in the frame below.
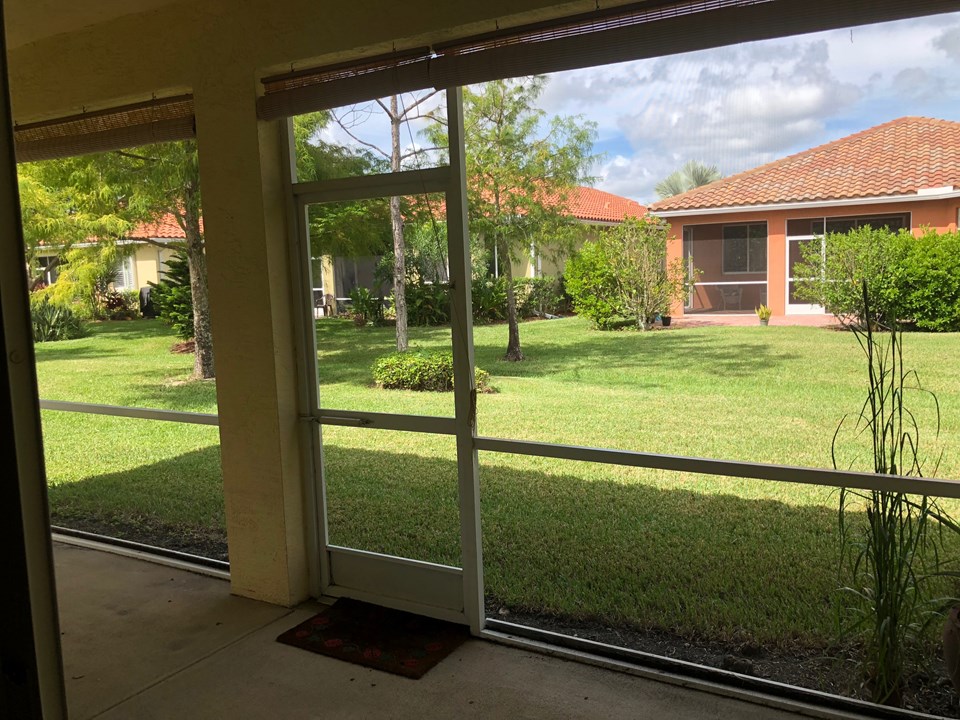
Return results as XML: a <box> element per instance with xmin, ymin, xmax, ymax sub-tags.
<box><xmin>54</xmin><ymin>542</ymin><xmax>815</xmax><ymax>720</ymax></box>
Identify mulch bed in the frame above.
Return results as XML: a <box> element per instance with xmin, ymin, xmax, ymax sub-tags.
<box><xmin>494</xmin><ymin>602</ymin><xmax>959</xmax><ymax>718</ymax></box>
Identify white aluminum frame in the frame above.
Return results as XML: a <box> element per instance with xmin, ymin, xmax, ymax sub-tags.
<box><xmin>285</xmin><ymin>88</ymin><xmax>484</xmax><ymax>631</ymax></box>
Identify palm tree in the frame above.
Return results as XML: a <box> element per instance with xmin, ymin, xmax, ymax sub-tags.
<box><xmin>655</xmin><ymin>160</ymin><xmax>721</xmax><ymax>199</ymax></box>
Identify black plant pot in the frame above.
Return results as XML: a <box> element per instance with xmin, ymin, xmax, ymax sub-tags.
<box><xmin>661</xmin><ymin>315</ymin><xmax>672</xmax><ymax>327</ymax></box>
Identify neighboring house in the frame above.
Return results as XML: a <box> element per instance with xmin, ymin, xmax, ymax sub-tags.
<box><xmin>36</xmin><ymin>214</ymin><xmax>185</xmax><ymax>293</ymax></box>
<box><xmin>512</xmin><ymin>186</ymin><xmax>647</xmax><ymax>280</ymax></box>
<box><xmin>649</xmin><ymin>116</ymin><xmax>960</xmax><ymax>318</ymax></box>
<box><xmin>313</xmin><ymin>186</ymin><xmax>646</xmax><ymax>307</ymax></box>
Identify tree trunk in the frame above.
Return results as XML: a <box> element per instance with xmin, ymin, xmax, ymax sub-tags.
<box><xmin>502</xmin><ymin>241</ymin><xmax>524</xmax><ymax>361</ymax></box>
<box><xmin>389</xmin><ymin>95</ymin><xmax>408</xmax><ymax>352</ymax></box>
<box><xmin>183</xmin><ymin>200</ymin><xmax>214</xmax><ymax>379</ymax></box>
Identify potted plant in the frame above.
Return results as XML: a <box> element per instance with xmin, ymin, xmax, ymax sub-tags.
<box><xmin>755</xmin><ymin>304</ymin><xmax>772</xmax><ymax>326</ymax></box>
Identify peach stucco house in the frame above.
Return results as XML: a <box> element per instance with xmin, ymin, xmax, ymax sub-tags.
<box><xmin>650</xmin><ymin>116</ymin><xmax>960</xmax><ymax>318</ymax></box>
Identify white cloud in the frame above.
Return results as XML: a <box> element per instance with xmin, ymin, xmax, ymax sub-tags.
<box><xmin>543</xmin><ymin>13</ymin><xmax>960</xmax><ymax>202</ymax></box>
<box><xmin>303</xmin><ymin>13</ymin><xmax>960</xmax><ymax>205</ymax></box>
<box><xmin>933</xmin><ymin>25</ymin><xmax>960</xmax><ymax>60</ymax></box>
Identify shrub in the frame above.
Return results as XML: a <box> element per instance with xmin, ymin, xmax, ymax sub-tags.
<box><xmin>564</xmin><ymin>239</ymin><xmax>622</xmax><ymax>329</ymax></box>
<box><xmin>794</xmin><ymin>227</ymin><xmax>960</xmax><ymax>331</ymax></box>
<box><xmin>405</xmin><ymin>282</ymin><xmax>451</xmax><ymax>326</ymax></box>
<box><xmin>793</xmin><ymin>227</ymin><xmax>911</xmax><ymax>327</ymax></box>
<box><xmin>104</xmin><ymin>290</ymin><xmax>139</xmax><ymax>320</ymax></box>
<box><xmin>900</xmin><ymin>230</ymin><xmax>960</xmax><ymax>332</ymax></box>
<box><xmin>373</xmin><ymin>350</ymin><xmax>491</xmax><ymax>392</ymax></box>
<box><xmin>471</xmin><ymin>276</ymin><xmax>507</xmax><ymax>324</ymax></box>
<box><xmin>348</xmin><ymin>287</ymin><xmax>384</xmax><ymax>327</ymax></box>
<box><xmin>514</xmin><ymin>276</ymin><xmax>571</xmax><ymax>317</ymax></box>
<box><xmin>30</xmin><ymin>297</ymin><xmax>87</xmax><ymax>342</ymax></box>
<box><xmin>150</xmin><ymin>251</ymin><xmax>194</xmax><ymax>340</ymax></box>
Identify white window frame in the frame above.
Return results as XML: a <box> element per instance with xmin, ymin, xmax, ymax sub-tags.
<box><xmin>112</xmin><ymin>255</ymin><xmax>136</xmax><ymax>291</ymax></box>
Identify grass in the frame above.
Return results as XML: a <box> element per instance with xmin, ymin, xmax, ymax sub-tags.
<box><xmin>35</xmin><ymin>317</ymin><xmax>960</xmax><ymax>645</ymax></box>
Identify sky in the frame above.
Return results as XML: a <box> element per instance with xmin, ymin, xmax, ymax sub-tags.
<box><xmin>320</xmin><ymin>11</ymin><xmax>960</xmax><ymax>206</ymax></box>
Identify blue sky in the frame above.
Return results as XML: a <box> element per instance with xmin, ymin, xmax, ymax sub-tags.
<box><xmin>322</xmin><ymin>11</ymin><xmax>960</xmax><ymax>205</ymax></box>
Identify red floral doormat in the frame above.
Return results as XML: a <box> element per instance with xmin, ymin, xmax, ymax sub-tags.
<box><xmin>276</xmin><ymin>598</ymin><xmax>469</xmax><ymax>679</ymax></box>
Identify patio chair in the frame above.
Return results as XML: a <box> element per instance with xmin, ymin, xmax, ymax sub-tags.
<box><xmin>719</xmin><ymin>286</ymin><xmax>742</xmax><ymax>311</ymax></box>
<box><xmin>315</xmin><ymin>292</ymin><xmax>335</xmax><ymax>317</ymax></box>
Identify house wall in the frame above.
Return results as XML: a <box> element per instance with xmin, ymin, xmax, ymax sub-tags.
<box><xmin>132</xmin><ymin>244</ymin><xmax>175</xmax><ymax>289</ymax></box>
<box><xmin>663</xmin><ymin>197</ymin><xmax>960</xmax><ymax>317</ymax></box>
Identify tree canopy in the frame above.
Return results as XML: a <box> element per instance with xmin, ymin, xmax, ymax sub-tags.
<box><xmin>429</xmin><ymin>77</ymin><xmax>597</xmax><ymax>360</ymax></box>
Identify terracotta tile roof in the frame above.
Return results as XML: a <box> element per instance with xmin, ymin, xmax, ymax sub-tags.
<box><xmin>649</xmin><ymin>117</ymin><xmax>960</xmax><ymax>212</ymax></box>
<box><xmin>124</xmin><ymin>188</ymin><xmax>643</xmax><ymax>241</ymax></box>
<box><xmin>566</xmin><ymin>186</ymin><xmax>646</xmax><ymax>222</ymax></box>
<box><xmin>126</xmin><ymin>213</ymin><xmax>202</xmax><ymax>239</ymax></box>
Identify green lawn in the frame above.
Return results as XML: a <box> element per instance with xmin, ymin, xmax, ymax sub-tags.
<box><xmin>36</xmin><ymin>317</ymin><xmax>960</xmax><ymax>644</ymax></box>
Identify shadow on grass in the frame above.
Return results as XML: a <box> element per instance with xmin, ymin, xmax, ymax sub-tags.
<box><xmin>322</xmin><ymin>443</ymin><xmax>841</xmax><ymax>644</ymax></box>
<box><xmin>314</xmin><ymin>318</ymin><xmax>803</xmax><ymax>388</ymax></box>
<box><xmin>48</xmin><ymin>446</ymin><xmax>226</xmax><ymax>558</ymax></box>
<box><xmin>46</xmin><ymin>437</ymin><xmax>882</xmax><ymax>644</ymax></box>
<box><xmin>85</xmin><ymin>318</ymin><xmax>175</xmax><ymax>340</ymax></box>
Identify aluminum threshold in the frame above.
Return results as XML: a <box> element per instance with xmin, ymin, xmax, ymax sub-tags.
<box><xmin>51</xmin><ymin>526</ymin><xmax>229</xmax><ymax>580</ymax></box>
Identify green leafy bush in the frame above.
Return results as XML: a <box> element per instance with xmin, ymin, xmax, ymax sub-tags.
<box><xmin>405</xmin><ymin>283</ymin><xmax>451</xmax><ymax>326</ymax></box>
<box><xmin>373</xmin><ymin>350</ymin><xmax>491</xmax><ymax>392</ymax></box>
<box><xmin>514</xmin><ymin>276</ymin><xmax>571</xmax><ymax>317</ymax></box>
<box><xmin>150</xmin><ymin>251</ymin><xmax>194</xmax><ymax>340</ymax></box>
<box><xmin>471</xmin><ymin>276</ymin><xmax>507</xmax><ymax>324</ymax></box>
<box><xmin>30</xmin><ymin>297</ymin><xmax>87</xmax><ymax>342</ymax></box>
<box><xmin>900</xmin><ymin>230</ymin><xmax>960</xmax><ymax>332</ymax></box>
<box><xmin>793</xmin><ymin>226</ymin><xmax>910</xmax><ymax>327</ymax></box>
<box><xmin>794</xmin><ymin>227</ymin><xmax>960</xmax><ymax>331</ymax></box>
<box><xmin>564</xmin><ymin>240</ymin><xmax>622</xmax><ymax>329</ymax></box>
<box><xmin>348</xmin><ymin>287</ymin><xmax>384</xmax><ymax>327</ymax></box>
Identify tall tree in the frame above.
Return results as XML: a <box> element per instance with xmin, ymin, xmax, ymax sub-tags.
<box><xmin>435</xmin><ymin>77</ymin><xmax>597</xmax><ymax>361</ymax></box>
<box><xmin>17</xmin><ymin>164</ymin><xmax>130</xmax><ymax>290</ymax></box>
<box><xmin>331</xmin><ymin>91</ymin><xmax>441</xmax><ymax>352</ymax></box>
<box><xmin>295</xmin><ymin>112</ymin><xmax>391</xmax><ymax>261</ymax></box>
<box><xmin>30</xmin><ymin>142</ymin><xmax>214</xmax><ymax>379</ymax></box>
<box><xmin>654</xmin><ymin>160</ymin><xmax>722</xmax><ymax>200</ymax></box>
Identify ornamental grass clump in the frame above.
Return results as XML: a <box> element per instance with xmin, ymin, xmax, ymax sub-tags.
<box><xmin>373</xmin><ymin>350</ymin><xmax>491</xmax><ymax>392</ymax></box>
<box><xmin>30</xmin><ymin>297</ymin><xmax>87</xmax><ymax>342</ymax></box>
<box><xmin>835</xmin><ymin>281</ymin><xmax>950</xmax><ymax>707</ymax></box>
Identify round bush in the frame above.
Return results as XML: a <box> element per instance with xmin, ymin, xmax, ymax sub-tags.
<box><xmin>373</xmin><ymin>350</ymin><xmax>491</xmax><ymax>392</ymax></box>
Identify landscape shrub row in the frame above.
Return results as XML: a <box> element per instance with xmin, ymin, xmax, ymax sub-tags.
<box><xmin>794</xmin><ymin>227</ymin><xmax>960</xmax><ymax>331</ymax></box>
<box><xmin>358</xmin><ymin>275</ymin><xmax>571</xmax><ymax>327</ymax></box>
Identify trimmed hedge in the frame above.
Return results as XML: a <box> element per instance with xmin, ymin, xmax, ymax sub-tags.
<box><xmin>373</xmin><ymin>350</ymin><xmax>491</xmax><ymax>392</ymax></box>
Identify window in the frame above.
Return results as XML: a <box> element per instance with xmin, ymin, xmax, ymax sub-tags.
<box><xmin>37</xmin><ymin>255</ymin><xmax>60</xmax><ymax>285</ymax></box>
<box><xmin>787</xmin><ymin>213</ymin><xmax>909</xmax><ymax>237</ymax></box>
<box><xmin>112</xmin><ymin>256</ymin><xmax>136</xmax><ymax>291</ymax></box>
<box><xmin>722</xmin><ymin>223</ymin><xmax>766</xmax><ymax>273</ymax></box>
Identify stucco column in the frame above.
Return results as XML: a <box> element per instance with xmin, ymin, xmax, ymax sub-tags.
<box><xmin>193</xmin><ymin>71</ymin><xmax>309</xmax><ymax>606</ymax></box>
<box><xmin>766</xmin><ymin>212</ymin><xmax>787</xmax><ymax>317</ymax></box>
<box><xmin>665</xmin><ymin>222</ymin><xmax>685</xmax><ymax>316</ymax></box>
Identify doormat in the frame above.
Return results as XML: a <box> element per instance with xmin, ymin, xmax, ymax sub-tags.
<box><xmin>276</xmin><ymin>598</ymin><xmax>469</xmax><ymax>679</ymax></box>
